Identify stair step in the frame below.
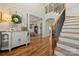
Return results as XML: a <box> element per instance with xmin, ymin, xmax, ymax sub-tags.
<box><xmin>57</xmin><ymin>43</ymin><xmax>79</xmax><ymax>55</ymax></box>
<box><xmin>64</xmin><ymin>21</ymin><xmax>79</xmax><ymax>25</ymax></box>
<box><xmin>55</xmin><ymin>18</ymin><xmax>79</xmax><ymax>56</ymax></box>
<box><xmin>55</xmin><ymin>47</ymin><xmax>79</xmax><ymax>56</ymax></box>
<box><xmin>55</xmin><ymin>50</ymin><xmax>65</xmax><ymax>56</ymax></box>
<box><xmin>65</xmin><ymin>19</ymin><xmax>79</xmax><ymax>22</ymax></box>
<box><xmin>63</xmin><ymin>25</ymin><xmax>79</xmax><ymax>29</ymax></box>
<box><xmin>65</xmin><ymin>21</ymin><xmax>79</xmax><ymax>23</ymax></box>
<box><xmin>60</xmin><ymin>36</ymin><xmax>79</xmax><ymax>42</ymax></box>
<box><xmin>62</xmin><ymin>29</ymin><xmax>79</xmax><ymax>34</ymax></box>
<box><xmin>64</xmin><ymin>24</ymin><xmax>79</xmax><ymax>26</ymax></box>
<box><xmin>58</xmin><ymin>41</ymin><xmax>79</xmax><ymax>50</ymax></box>
<box><xmin>60</xmin><ymin>33</ymin><xmax>79</xmax><ymax>40</ymax></box>
<box><xmin>59</xmin><ymin>37</ymin><xmax>79</xmax><ymax>46</ymax></box>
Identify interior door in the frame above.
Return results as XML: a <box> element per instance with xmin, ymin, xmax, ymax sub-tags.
<box><xmin>34</xmin><ymin>25</ymin><xmax>38</xmax><ymax>35</ymax></box>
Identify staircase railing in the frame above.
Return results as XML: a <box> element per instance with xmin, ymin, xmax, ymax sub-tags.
<box><xmin>45</xmin><ymin>3</ymin><xmax>64</xmax><ymax>14</ymax></box>
<box><xmin>54</xmin><ymin>9</ymin><xmax>65</xmax><ymax>41</ymax></box>
<box><xmin>51</xmin><ymin>9</ymin><xmax>65</xmax><ymax>55</ymax></box>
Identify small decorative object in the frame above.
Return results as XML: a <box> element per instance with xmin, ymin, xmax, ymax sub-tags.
<box><xmin>11</xmin><ymin>14</ymin><xmax>22</xmax><ymax>24</ymax></box>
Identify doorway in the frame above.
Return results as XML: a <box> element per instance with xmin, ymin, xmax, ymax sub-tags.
<box><xmin>28</xmin><ymin>13</ymin><xmax>43</xmax><ymax>39</ymax></box>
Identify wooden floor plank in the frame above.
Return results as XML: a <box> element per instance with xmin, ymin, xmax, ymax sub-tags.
<box><xmin>0</xmin><ymin>36</ymin><xmax>51</xmax><ymax>56</ymax></box>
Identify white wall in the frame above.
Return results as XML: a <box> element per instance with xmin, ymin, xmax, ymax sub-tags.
<box><xmin>66</xmin><ymin>3</ymin><xmax>79</xmax><ymax>16</ymax></box>
<box><xmin>42</xmin><ymin>11</ymin><xmax>58</xmax><ymax>37</ymax></box>
<box><xmin>0</xmin><ymin>3</ymin><xmax>45</xmax><ymax>31</ymax></box>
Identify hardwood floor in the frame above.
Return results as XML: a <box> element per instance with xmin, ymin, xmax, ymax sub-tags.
<box><xmin>0</xmin><ymin>36</ymin><xmax>52</xmax><ymax>56</ymax></box>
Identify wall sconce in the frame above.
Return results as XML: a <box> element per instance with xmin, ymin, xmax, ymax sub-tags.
<box><xmin>0</xmin><ymin>11</ymin><xmax>11</xmax><ymax>23</ymax></box>
<box><xmin>0</xmin><ymin>12</ymin><xmax>2</xmax><ymax>23</ymax></box>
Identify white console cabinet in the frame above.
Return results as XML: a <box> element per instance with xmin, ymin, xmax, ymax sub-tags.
<box><xmin>0</xmin><ymin>31</ymin><xmax>30</xmax><ymax>51</ymax></box>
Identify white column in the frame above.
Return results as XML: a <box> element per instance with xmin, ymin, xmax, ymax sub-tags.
<box><xmin>27</xmin><ymin>13</ymin><xmax>30</xmax><ymax>31</ymax></box>
<box><xmin>27</xmin><ymin>13</ymin><xmax>30</xmax><ymax>43</ymax></box>
<box><xmin>42</xmin><ymin>17</ymin><xmax>46</xmax><ymax>38</ymax></box>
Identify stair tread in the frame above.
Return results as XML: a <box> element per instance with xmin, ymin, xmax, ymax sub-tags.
<box><xmin>63</xmin><ymin>28</ymin><xmax>79</xmax><ymax>29</ymax></box>
<box><xmin>64</xmin><ymin>21</ymin><xmax>79</xmax><ymax>24</ymax></box>
<box><xmin>61</xmin><ymin>32</ymin><xmax>79</xmax><ymax>34</ymax></box>
<box><xmin>55</xmin><ymin>47</ymin><xmax>79</xmax><ymax>56</ymax></box>
<box><xmin>57</xmin><ymin>43</ymin><xmax>79</xmax><ymax>55</ymax></box>
<box><xmin>62</xmin><ymin>28</ymin><xmax>79</xmax><ymax>30</ymax></box>
<box><xmin>55</xmin><ymin>50</ymin><xmax>65</xmax><ymax>56</ymax></box>
<box><xmin>64</xmin><ymin>24</ymin><xmax>79</xmax><ymax>26</ymax></box>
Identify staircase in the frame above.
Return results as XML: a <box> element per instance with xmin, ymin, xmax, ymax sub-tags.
<box><xmin>55</xmin><ymin>18</ymin><xmax>79</xmax><ymax>56</ymax></box>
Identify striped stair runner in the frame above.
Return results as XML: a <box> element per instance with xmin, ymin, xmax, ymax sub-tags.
<box><xmin>55</xmin><ymin>18</ymin><xmax>79</xmax><ymax>56</ymax></box>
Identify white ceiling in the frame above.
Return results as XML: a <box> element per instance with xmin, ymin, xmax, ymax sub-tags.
<box><xmin>0</xmin><ymin>3</ymin><xmax>47</xmax><ymax>16</ymax></box>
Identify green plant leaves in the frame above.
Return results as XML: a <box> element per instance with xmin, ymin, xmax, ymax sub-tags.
<box><xmin>11</xmin><ymin>14</ymin><xmax>22</xmax><ymax>24</ymax></box>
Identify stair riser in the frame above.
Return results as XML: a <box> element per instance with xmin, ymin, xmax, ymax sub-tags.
<box><xmin>63</xmin><ymin>25</ymin><xmax>79</xmax><ymax>28</ymax></box>
<box><xmin>59</xmin><ymin>37</ymin><xmax>79</xmax><ymax>45</ymax></box>
<box><xmin>62</xmin><ymin>29</ymin><xmax>79</xmax><ymax>33</ymax></box>
<box><xmin>64</xmin><ymin>22</ymin><xmax>79</xmax><ymax>25</ymax></box>
<box><xmin>55</xmin><ymin>47</ymin><xmax>79</xmax><ymax>56</ymax></box>
<box><xmin>65</xmin><ymin>19</ymin><xmax>79</xmax><ymax>23</ymax></box>
<box><xmin>60</xmin><ymin>33</ymin><xmax>79</xmax><ymax>39</ymax></box>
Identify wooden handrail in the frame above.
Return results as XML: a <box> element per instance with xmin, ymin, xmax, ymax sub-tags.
<box><xmin>49</xmin><ymin>9</ymin><xmax>65</xmax><ymax>56</ymax></box>
<box><xmin>53</xmin><ymin>9</ymin><xmax>65</xmax><ymax>27</ymax></box>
